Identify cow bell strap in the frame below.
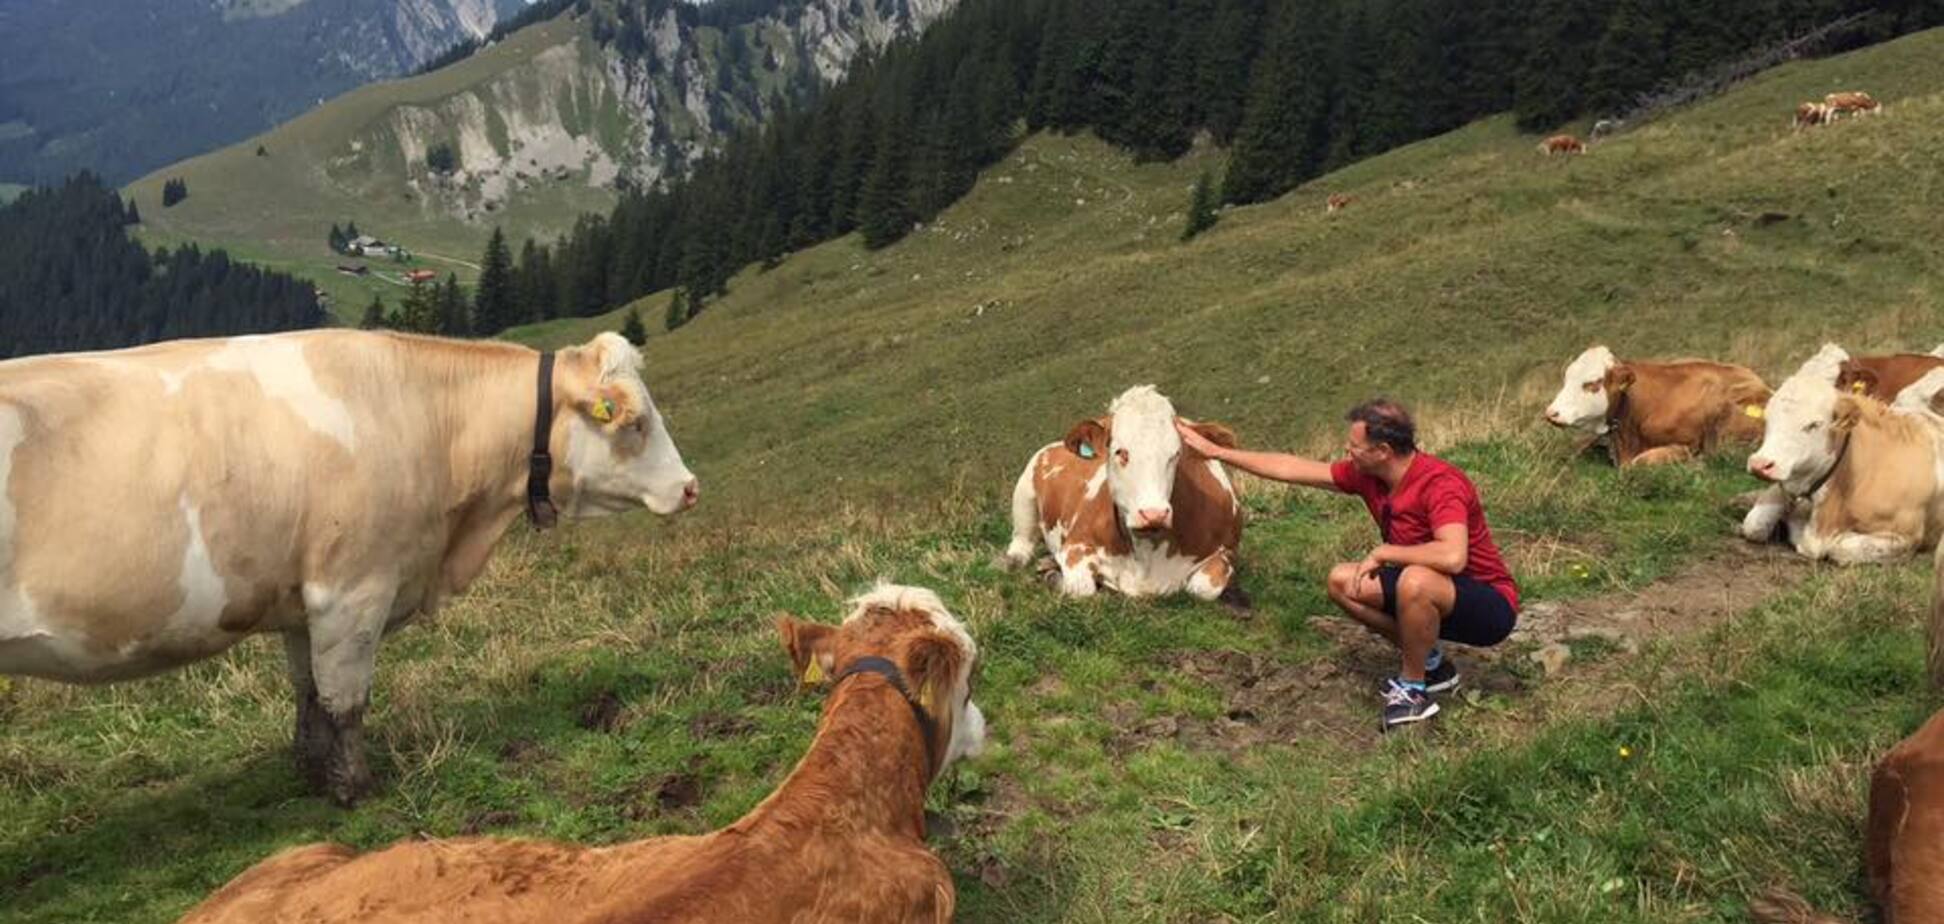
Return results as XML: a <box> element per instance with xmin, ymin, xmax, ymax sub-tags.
<box><xmin>832</xmin><ymin>656</ymin><xmax>939</xmax><ymax>779</ymax></box>
<box><xmin>527</xmin><ymin>352</ymin><xmax>559</xmax><ymax>529</ymax></box>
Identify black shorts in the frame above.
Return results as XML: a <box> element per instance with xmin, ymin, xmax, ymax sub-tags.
<box><xmin>1376</xmin><ymin>565</ymin><xmax>1518</xmax><ymax>647</ymax></box>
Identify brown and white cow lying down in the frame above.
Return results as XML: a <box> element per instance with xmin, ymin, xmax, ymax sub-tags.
<box><xmin>1002</xmin><ymin>386</ymin><xmax>1243</xmax><ymax>604</ymax></box>
<box><xmin>1538</xmin><ymin>134</ymin><xmax>1586</xmax><ymax>155</ymax></box>
<box><xmin>1835</xmin><ymin>347</ymin><xmax>1944</xmax><ymax>403</ymax></box>
<box><xmin>1544</xmin><ymin>345</ymin><xmax>1771</xmax><ymax>466</ymax></box>
<box><xmin>177</xmin><ymin>584</ymin><xmax>985</xmax><ymax>924</ymax></box>
<box><xmin>0</xmin><ymin>330</ymin><xmax>697</xmax><ymax>805</ymax></box>
<box><xmin>1740</xmin><ymin>345</ymin><xmax>1944</xmax><ymax>563</ymax></box>
<box><xmin>1752</xmin><ymin>701</ymin><xmax>1944</xmax><ymax>924</ymax></box>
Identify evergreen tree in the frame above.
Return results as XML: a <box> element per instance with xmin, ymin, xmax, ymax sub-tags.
<box><xmin>664</xmin><ymin>287</ymin><xmax>691</xmax><ymax>331</ymax></box>
<box><xmin>395</xmin><ymin>280</ymin><xmax>440</xmax><ymax>334</ymax></box>
<box><xmin>161</xmin><ymin>178</ymin><xmax>188</xmax><ymax>208</ymax></box>
<box><xmin>858</xmin><ymin>113</ymin><xmax>914</xmax><ymax>249</ymax></box>
<box><xmin>437</xmin><ymin>273</ymin><xmax>470</xmax><ymax>336</ymax></box>
<box><xmin>123</xmin><ymin>200</ymin><xmax>140</xmax><ymax>225</ymax></box>
<box><xmin>473</xmin><ymin>226</ymin><xmax>516</xmax><ymax>334</ymax></box>
<box><xmin>329</xmin><ymin>223</ymin><xmax>346</xmax><ymax>254</ymax></box>
<box><xmin>620</xmin><ymin>306</ymin><xmax>648</xmax><ymax>345</ymax></box>
<box><xmin>1224</xmin><ymin>0</ymin><xmax>1339</xmax><ymax>205</ymax></box>
<box><xmin>1181</xmin><ymin>169</ymin><xmax>1218</xmax><ymax>240</ymax></box>
<box><xmin>360</xmin><ymin>294</ymin><xmax>387</xmax><ymax>329</ymax></box>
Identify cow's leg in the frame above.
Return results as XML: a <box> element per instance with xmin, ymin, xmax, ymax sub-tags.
<box><xmin>1825</xmin><ymin>532</ymin><xmax>1915</xmax><ymax>565</ymax></box>
<box><xmin>283</xmin><ymin>631</ymin><xmax>333</xmax><ymax>790</ymax></box>
<box><xmin>1186</xmin><ymin>553</ymin><xmax>1232</xmax><ymax>602</ymax></box>
<box><xmin>1740</xmin><ymin>485</ymin><xmax>1794</xmax><ymax>544</ymax></box>
<box><xmin>1000</xmin><ymin>463</ymin><xmax>1040</xmax><ymax>569</ymax></box>
<box><xmin>1054</xmin><ymin>549</ymin><xmax>1099</xmax><ymax>597</ymax></box>
<box><xmin>306</xmin><ymin>583</ymin><xmax>397</xmax><ymax>807</ymax></box>
<box><xmin>1624</xmin><ymin>445</ymin><xmax>1693</xmax><ymax>466</ymax></box>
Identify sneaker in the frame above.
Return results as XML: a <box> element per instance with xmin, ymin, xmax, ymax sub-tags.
<box><xmin>1381</xmin><ymin>680</ymin><xmax>1440</xmax><ymax>730</ymax></box>
<box><xmin>1375</xmin><ymin>659</ymin><xmax>1461</xmax><ymax>697</ymax></box>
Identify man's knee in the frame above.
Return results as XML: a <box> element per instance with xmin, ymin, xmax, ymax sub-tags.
<box><xmin>1394</xmin><ymin>565</ymin><xmax>1451</xmax><ymax>607</ymax></box>
<box><xmin>1325</xmin><ymin>562</ymin><xmax>1358</xmax><ymax>598</ymax></box>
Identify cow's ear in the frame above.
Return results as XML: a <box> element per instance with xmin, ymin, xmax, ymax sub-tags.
<box><xmin>903</xmin><ymin>630</ymin><xmax>967</xmax><ymax>723</ymax></box>
<box><xmin>577</xmin><ymin>384</ymin><xmax>639</xmax><ymax>429</ymax></box>
<box><xmin>1605</xmin><ymin>364</ymin><xmax>1637</xmax><ymax>393</ymax></box>
<box><xmin>1181</xmin><ymin>419</ymin><xmax>1238</xmax><ymax>451</ymax></box>
<box><xmin>1064</xmin><ymin>419</ymin><xmax>1108</xmax><ymax>461</ymax></box>
<box><xmin>1837</xmin><ymin>365</ymin><xmax>1877</xmax><ymax>396</ymax></box>
<box><xmin>776</xmin><ymin>615</ymin><xmax>838</xmax><ymax>686</ymax></box>
<box><xmin>1832</xmin><ymin>395</ymin><xmax>1863</xmax><ymax>432</ymax></box>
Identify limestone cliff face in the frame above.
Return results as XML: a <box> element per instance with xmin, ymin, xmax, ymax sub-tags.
<box><xmin>343</xmin><ymin>0</ymin><xmax>959</xmax><ymax>224</ymax></box>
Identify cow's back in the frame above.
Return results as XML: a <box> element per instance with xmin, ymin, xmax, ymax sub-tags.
<box><xmin>0</xmin><ymin>332</ymin><xmax>453</xmax><ymax>681</ymax></box>
<box><xmin>1869</xmin><ymin>709</ymin><xmax>1944</xmax><ymax>922</ymax></box>
<box><xmin>1624</xmin><ymin>360</ymin><xmax>1769</xmax><ymax>448</ymax></box>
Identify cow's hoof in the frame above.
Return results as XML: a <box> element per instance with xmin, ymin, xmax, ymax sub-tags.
<box><xmin>325</xmin><ymin>755</ymin><xmax>374</xmax><ymax>808</ymax></box>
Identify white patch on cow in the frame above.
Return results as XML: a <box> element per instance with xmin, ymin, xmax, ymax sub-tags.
<box><xmin>1083</xmin><ymin>465</ymin><xmax>1108</xmax><ymax>501</ymax></box>
<box><xmin>158</xmin><ymin>369</ymin><xmax>187</xmax><ymax>395</ymax></box>
<box><xmin>1748</xmin><ymin>344</ymin><xmax>1849</xmax><ymax>495</ymax></box>
<box><xmin>1097</xmin><ymin>539</ymin><xmax>1202</xmax><ymax>596</ymax></box>
<box><xmin>1931</xmin><ymin>343</ymin><xmax>1944</xmax><ymax>359</ymax></box>
<box><xmin>1739</xmin><ymin>485</ymin><xmax>1795</xmax><ymax>543</ymax></box>
<box><xmin>207</xmin><ymin>337</ymin><xmax>357</xmax><ymax>450</ymax></box>
<box><xmin>1893</xmin><ymin>368</ymin><xmax>1944</xmax><ymax>414</ymax></box>
<box><xmin>1546</xmin><ymin>346</ymin><xmax>1617</xmax><ymax>432</ymax></box>
<box><xmin>1186</xmin><ymin>568</ymin><xmax>1223</xmax><ymax>601</ymax></box>
<box><xmin>563</xmin><ymin>408</ymin><xmax>696</xmax><ymax>517</ymax></box>
<box><xmin>0</xmin><ymin>404</ymin><xmax>47</xmax><ymax>645</ymax></box>
<box><xmin>166</xmin><ymin>497</ymin><xmax>229</xmax><ymax>635</ymax></box>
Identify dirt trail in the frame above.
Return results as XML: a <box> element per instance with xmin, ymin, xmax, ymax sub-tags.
<box><xmin>1126</xmin><ymin>540</ymin><xmax>1809</xmax><ymax>754</ymax></box>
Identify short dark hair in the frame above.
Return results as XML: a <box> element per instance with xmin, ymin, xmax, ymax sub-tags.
<box><xmin>1346</xmin><ymin>398</ymin><xmax>1416</xmax><ymax>454</ymax></box>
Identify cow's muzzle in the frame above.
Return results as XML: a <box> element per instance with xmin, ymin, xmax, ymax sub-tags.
<box><xmin>1132</xmin><ymin>508</ymin><xmax>1173</xmax><ymax>532</ymax></box>
<box><xmin>1746</xmin><ymin>457</ymin><xmax>1781</xmax><ymax>482</ymax></box>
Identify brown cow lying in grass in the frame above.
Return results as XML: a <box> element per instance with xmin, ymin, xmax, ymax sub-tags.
<box><xmin>178</xmin><ymin>584</ymin><xmax>987</xmax><ymax>924</ymax></box>
<box><xmin>1835</xmin><ymin>347</ymin><xmax>1944</xmax><ymax>403</ymax></box>
<box><xmin>1538</xmin><ymin>133</ymin><xmax>1586</xmax><ymax>155</ymax></box>
<box><xmin>1543</xmin><ymin>345</ymin><xmax>1771</xmax><ymax>467</ymax></box>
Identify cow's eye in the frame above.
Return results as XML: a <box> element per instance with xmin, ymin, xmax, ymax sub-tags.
<box><xmin>1582</xmin><ymin>381</ymin><xmax>1601</xmax><ymax>393</ymax></box>
<box><xmin>1115</xmin><ymin>448</ymin><xmax>1130</xmax><ymax>466</ymax></box>
<box><xmin>1803</xmin><ymin>422</ymin><xmax>1820</xmax><ymax>433</ymax></box>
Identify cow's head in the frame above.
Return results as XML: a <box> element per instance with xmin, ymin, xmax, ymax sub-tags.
<box><xmin>778</xmin><ymin>583</ymin><xmax>986</xmax><ymax>782</ymax></box>
<box><xmin>1545</xmin><ymin>345</ymin><xmax>1624</xmax><ymax>432</ymax></box>
<box><xmin>552</xmin><ymin>333</ymin><xmax>698</xmax><ymax>517</ymax></box>
<box><xmin>1065</xmin><ymin>385</ymin><xmax>1231</xmax><ymax>536</ymax></box>
<box><xmin>1747</xmin><ymin>343</ymin><xmax>1852</xmax><ymax>492</ymax></box>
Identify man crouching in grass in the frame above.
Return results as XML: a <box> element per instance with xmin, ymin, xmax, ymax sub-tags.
<box><xmin>1176</xmin><ymin>399</ymin><xmax>1520</xmax><ymax>730</ymax></box>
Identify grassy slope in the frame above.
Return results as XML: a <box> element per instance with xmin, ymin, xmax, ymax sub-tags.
<box><xmin>5</xmin><ymin>29</ymin><xmax>1944</xmax><ymax>924</ymax></box>
<box><xmin>121</xmin><ymin>16</ymin><xmax>615</xmax><ymax>319</ymax></box>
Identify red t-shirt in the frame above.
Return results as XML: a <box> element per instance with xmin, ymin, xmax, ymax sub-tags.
<box><xmin>1330</xmin><ymin>454</ymin><xmax>1520</xmax><ymax>611</ymax></box>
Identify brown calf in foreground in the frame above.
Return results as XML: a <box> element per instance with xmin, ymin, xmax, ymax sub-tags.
<box><xmin>178</xmin><ymin>584</ymin><xmax>987</xmax><ymax>924</ymax></box>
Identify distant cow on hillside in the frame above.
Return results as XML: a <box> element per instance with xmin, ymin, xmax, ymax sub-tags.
<box><xmin>1826</xmin><ymin>90</ymin><xmax>1882</xmax><ymax>116</ymax></box>
<box><xmin>1794</xmin><ymin>101</ymin><xmax>1837</xmax><ymax>128</ymax></box>
<box><xmin>1326</xmin><ymin>193</ymin><xmax>1355</xmax><ymax>214</ymax></box>
<box><xmin>1538</xmin><ymin>134</ymin><xmax>1586</xmax><ymax>155</ymax></box>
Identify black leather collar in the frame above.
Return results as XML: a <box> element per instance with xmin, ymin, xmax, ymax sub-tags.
<box><xmin>832</xmin><ymin>656</ymin><xmax>940</xmax><ymax>778</ymax></box>
<box><xmin>526</xmin><ymin>352</ymin><xmax>559</xmax><ymax>529</ymax></box>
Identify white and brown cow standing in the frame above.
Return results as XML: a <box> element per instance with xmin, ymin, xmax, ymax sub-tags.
<box><xmin>1001</xmin><ymin>385</ymin><xmax>1244</xmax><ymax>604</ymax></box>
<box><xmin>0</xmin><ymin>330</ymin><xmax>697</xmax><ymax>805</ymax></box>
<box><xmin>1544</xmin><ymin>345</ymin><xmax>1771</xmax><ymax>466</ymax></box>
<box><xmin>1741</xmin><ymin>344</ymin><xmax>1944</xmax><ymax>563</ymax></box>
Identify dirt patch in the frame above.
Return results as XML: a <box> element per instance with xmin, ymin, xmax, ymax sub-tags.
<box><xmin>576</xmin><ymin>690</ymin><xmax>625</xmax><ymax>733</ymax></box>
<box><xmin>688</xmin><ymin>711</ymin><xmax>756</xmax><ymax>740</ymax></box>
<box><xmin>623</xmin><ymin>761</ymin><xmax>706</xmax><ymax>822</ymax></box>
<box><xmin>460</xmin><ymin>809</ymin><xmax>520</xmax><ymax>835</ymax></box>
<box><xmin>498</xmin><ymin>737</ymin><xmax>545</xmax><ymax>765</ymax></box>
<box><xmin>1123</xmin><ymin>540</ymin><xmax>1808</xmax><ymax>756</ymax></box>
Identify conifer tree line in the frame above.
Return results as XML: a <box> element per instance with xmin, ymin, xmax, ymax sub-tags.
<box><xmin>478</xmin><ymin>0</ymin><xmax>1937</xmax><ymax>335</ymax></box>
<box><xmin>0</xmin><ymin>174</ymin><xmax>324</xmax><ymax>359</ymax></box>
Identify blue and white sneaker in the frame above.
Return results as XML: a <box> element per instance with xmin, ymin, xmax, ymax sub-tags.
<box><xmin>1375</xmin><ymin>658</ymin><xmax>1460</xmax><ymax>696</ymax></box>
<box><xmin>1381</xmin><ymin>679</ymin><xmax>1440</xmax><ymax>731</ymax></box>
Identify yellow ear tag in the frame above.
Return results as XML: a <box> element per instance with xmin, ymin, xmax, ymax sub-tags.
<box><xmin>918</xmin><ymin>686</ymin><xmax>936</xmax><ymax>714</ymax></box>
<box><xmin>801</xmin><ymin>659</ymin><xmax>824</xmax><ymax>684</ymax></box>
<box><xmin>1744</xmin><ymin>405</ymin><xmax>1765</xmax><ymax>419</ymax></box>
<box><xmin>1850</xmin><ymin>380</ymin><xmax>1869</xmax><ymax>394</ymax></box>
<box><xmin>591</xmin><ymin>398</ymin><xmax>615</xmax><ymax>423</ymax></box>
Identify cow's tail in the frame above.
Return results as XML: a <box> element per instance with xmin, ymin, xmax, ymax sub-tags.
<box><xmin>1000</xmin><ymin>452</ymin><xmax>1042</xmax><ymax>569</ymax></box>
<box><xmin>1747</xmin><ymin>887</ymin><xmax>1850</xmax><ymax>924</ymax></box>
